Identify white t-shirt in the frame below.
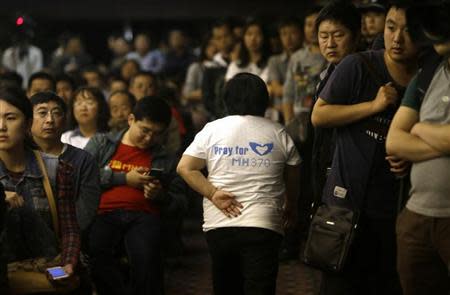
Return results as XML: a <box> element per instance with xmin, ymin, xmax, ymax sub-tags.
<box><xmin>184</xmin><ymin>115</ymin><xmax>301</xmax><ymax>234</ymax></box>
<box><xmin>225</xmin><ymin>61</ymin><xmax>269</xmax><ymax>84</ymax></box>
<box><xmin>61</xmin><ymin>130</ymin><xmax>91</xmax><ymax>150</ymax></box>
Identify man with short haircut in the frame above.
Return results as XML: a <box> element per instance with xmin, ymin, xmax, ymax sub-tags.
<box><xmin>211</xmin><ymin>21</ymin><xmax>235</xmax><ymax>68</ymax></box>
<box><xmin>283</xmin><ymin>6</ymin><xmax>326</xmax><ymax>125</ymax></box>
<box><xmin>86</xmin><ymin>96</ymin><xmax>181</xmax><ymax>295</ymax></box>
<box><xmin>81</xmin><ymin>66</ymin><xmax>104</xmax><ymax>89</ymax></box>
<box><xmin>30</xmin><ymin>92</ymin><xmax>101</xmax><ymax>232</ymax></box>
<box><xmin>311</xmin><ymin>0</ymin><xmax>362</xmax><ymax>206</ymax></box>
<box><xmin>27</xmin><ymin>71</ymin><xmax>55</xmax><ymax>98</ymax></box>
<box><xmin>55</xmin><ymin>74</ymin><xmax>76</xmax><ymax>104</ymax></box>
<box><xmin>108</xmin><ymin>90</ymin><xmax>136</xmax><ymax>132</ymax></box>
<box><xmin>311</xmin><ymin>2</ymin><xmax>418</xmax><ymax>293</ymax></box>
<box><xmin>386</xmin><ymin>2</ymin><xmax>450</xmax><ymax>293</ymax></box>
<box><xmin>126</xmin><ymin>33</ymin><xmax>165</xmax><ymax>74</ymax></box>
<box><xmin>267</xmin><ymin>18</ymin><xmax>303</xmax><ymax>107</ymax></box>
<box><xmin>202</xmin><ymin>20</ymin><xmax>235</xmax><ymax>118</ymax></box>
<box><xmin>128</xmin><ymin>71</ymin><xmax>157</xmax><ymax>100</ymax></box>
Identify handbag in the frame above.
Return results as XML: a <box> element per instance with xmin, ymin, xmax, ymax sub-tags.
<box><xmin>303</xmin><ymin>204</ymin><xmax>359</xmax><ymax>272</ymax></box>
<box><xmin>6</xmin><ymin>151</ymin><xmax>79</xmax><ymax>294</ymax></box>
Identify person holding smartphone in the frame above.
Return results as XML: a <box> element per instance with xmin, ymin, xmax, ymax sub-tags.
<box><xmin>85</xmin><ymin>96</ymin><xmax>182</xmax><ymax>295</ymax></box>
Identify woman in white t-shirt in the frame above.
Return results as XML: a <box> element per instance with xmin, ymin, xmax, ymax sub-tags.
<box><xmin>177</xmin><ymin>73</ymin><xmax>301</xmax><ymax>295</ymax></box>
<box><xmin>225</xmin><ymin>19</ymin><xmax>271</xmax><ymax>83</ymax></box>
<box><xmin>61</xmin><ymin>87</ymin><xmax>110</xmax><ymax>149</ymax></box>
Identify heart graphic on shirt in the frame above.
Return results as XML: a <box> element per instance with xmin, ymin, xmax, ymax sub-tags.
<box><xmin>249</xmin><ymin>142</ymin><xmax>274</xmax><ymax>156</ymax></box>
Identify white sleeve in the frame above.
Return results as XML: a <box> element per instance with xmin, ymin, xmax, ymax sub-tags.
<box><xmin>183</xmin><ymin>124</ymin><xmax>211</xmax><ymax>159</ymax></box>
<box><xmin>225</xmin><ymin>62</ymin><xmax>239</xmax><ymax>81</ymax></box>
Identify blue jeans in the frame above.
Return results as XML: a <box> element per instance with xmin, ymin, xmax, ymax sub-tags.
<box><xmin>89</xmin><ymin>210</ymin><xmax>161</xmax><ymax>295</ymax></box>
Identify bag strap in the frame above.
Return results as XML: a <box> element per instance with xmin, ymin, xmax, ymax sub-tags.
<box><xmin>32</xmin><ymin>150</ymin><xmax>60</xmax><ymax>237</ymax></box>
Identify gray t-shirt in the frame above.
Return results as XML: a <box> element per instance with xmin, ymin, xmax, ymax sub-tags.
<box><xmin>405</xmin><ymin>62</ymin><xmax>450</xmax><ymax>217</ymax></box>
<box><xmin>40</xmin><ymin>145</ymin><xmax>68</xmax><ymax>193</ymax></box>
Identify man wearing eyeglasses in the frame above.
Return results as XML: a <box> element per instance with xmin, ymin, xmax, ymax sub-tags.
<box><xmin>30</xmin><ymin>91</ymin><xmax>101</xmax><ymax>233</ymax></box>
<box><xmin>84</xmin><ymin>96</ymin><xmax>184</xmax><ymax>295</ymax></box>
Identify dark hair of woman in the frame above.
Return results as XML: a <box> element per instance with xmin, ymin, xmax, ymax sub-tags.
<box><xmin>222</xmin><ymin>73</ymin><xmax>269</xmax><ymax>117</ymax></box>
<box><xmin>68</xmin><ymin>86</ymin><xmax>110</xmax><ymax>132</ymax></box>
<box><xmin>0</xmin><ymin>86</ymin><xmax>37</xmax><ymax>149</ymax></box>
<box><xmin>237</xmin><ymin>18</ymin><xmax>271</xmax><ymax>69</ymax></box>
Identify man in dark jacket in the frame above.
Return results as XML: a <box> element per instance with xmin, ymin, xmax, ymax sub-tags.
<box><xmin>85</xmin><ymin>96</ymin><xmax>184</xmax><ymax>295</ymax></box>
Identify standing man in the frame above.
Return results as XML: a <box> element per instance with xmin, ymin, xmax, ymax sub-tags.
<box><xmin>311</xmin><ymin>1</ymin><xmax>418</xmax><ymax>293</ymax></box>
<box><xmin>30</xmin><ymin>91</ymin><xmax>100</xmax><ymax>233</ymax></box>
<box><xmin>311</xmin><ymin>0</ymin><xmax>362</xmax><ymax>205</ymax></box>
<box><xmin>386</xmin><ymin>1</ymin><xmax>450</xmax><ymax>294</ymax></box>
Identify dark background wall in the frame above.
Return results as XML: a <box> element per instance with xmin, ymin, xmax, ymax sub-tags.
<box><xmin>1</xmin><ymin>0</ymin><xmax>310</xmax><ymax>20</ymax></box>
<box><xmin>0</xmin><ymin>0</ymin><xmax>315</xmax><ymax>64</ymax></box>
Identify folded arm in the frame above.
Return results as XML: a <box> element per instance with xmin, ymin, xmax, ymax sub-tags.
<box><xmin>386</xmin><ymin>106</ymin><xmax>443</xmax><ymax>162</ymax></box>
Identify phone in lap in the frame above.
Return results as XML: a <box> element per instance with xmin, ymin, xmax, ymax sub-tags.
<box><xmin>46</xmin><ymin>266</ymin><xmax>69</xmax><ymax>281</ymax></box>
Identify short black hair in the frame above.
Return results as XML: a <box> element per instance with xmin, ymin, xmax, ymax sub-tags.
<box><xmin>407</xmin><ymin>0</ymin><xmax>450</xmax><ymax>44</ymax></box>
<box><xmin>27</xmin><ymin>72</ymin><xmax>56</xmax><ymax>91</ymax></box>
<box><xmin>109</xmin><ymin>90</ymin><xmax>136</xmax><ymax>109</ymax></box>
<box><xmin>222</xmin><ymin>73</ymin><xmax>269</xmax><ymax>117</ymax></box>
<box><xmin>278</xmin><ymin>17</ymin><xmax>302</xmax><ymax>32</ymax></box>
<box><xmin>315</xmin><ymin>0</ymin><xmax>361</xmax><ymax>39</ymax></box>
<box><xmin>30</xmin><ymin>91</ymin><xmax>67</xmax><ymax>114</ymax></box>
<box><xmin>129</xmin><ymin>71</ymin><xmax>157</xmax><ymax>86</ymax></box>
<box><xmin>132</xmin><ymin>96</ymin><xmax>172</xmax><ymax>128</ymax></box>
<box><xmin>55</xmin><ymin>74</ymin><xmax>76</xmax><ymax>90</ymax></box>
<box><xmin>212</xmin><ymin>19</ymin><xmax>233</xmax><ymax>31</ymax></box>
<box><xmin>0</xmin><ymin>71</ymin><xmax>23</xmax><ymax>89</ymax></box>
<box><xmin>304</xmin><ymin>5</ymin><xmax>323</xmax><ymax>22</ymax></box>
<box><xmin>387</xmin><ymin>0</ymin><xmax>411</xmax><ymax>11</ymax></box>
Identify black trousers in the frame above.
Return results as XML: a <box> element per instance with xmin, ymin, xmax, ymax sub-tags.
<box><xmin>205</xmin><ymin>227</ymin><xmax>282</xmax><ymax>295</ymax></box>
<box><xmin>320</xmin><ymin>216</ymin><xmax>402</xmax><ymax>295</ymax></box>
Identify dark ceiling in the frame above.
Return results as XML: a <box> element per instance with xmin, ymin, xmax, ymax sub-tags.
<box><xmin>3</xmin><ymin>0</ymin><xmax>311</xmax><ymax>20</ymax></box>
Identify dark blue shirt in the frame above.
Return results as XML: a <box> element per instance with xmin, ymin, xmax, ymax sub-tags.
<box><xmin>319</xmin><ymin>50</ymin><xmax>405</xmax><ymax>218</ymax></box>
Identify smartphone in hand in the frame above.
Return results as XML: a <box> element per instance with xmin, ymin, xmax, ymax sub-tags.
<box><xmin>149</xmin><ymin>168</ymin><xmax>164</xmax><ymax>179</ymax></box>
<box><xmin>46</xmin><ymin>266</ymin><xmax>69</xmax><ymax>281</ymax></box>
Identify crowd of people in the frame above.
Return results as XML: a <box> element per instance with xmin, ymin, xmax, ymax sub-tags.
<box><xmin>0</xmin><ymin>0</ymin><xmax>449</xmax><ymax>294</ymax></box>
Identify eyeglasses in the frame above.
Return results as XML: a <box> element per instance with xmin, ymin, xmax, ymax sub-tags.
<box><xmin>74</xmin><ymin>99</ymin><xmax>97</xmax><ymax>108</ymax></box>
<box><xmin>34</xmin><ymin>109</ymin><xmax>65</xmax><ymax>119</ymax></box>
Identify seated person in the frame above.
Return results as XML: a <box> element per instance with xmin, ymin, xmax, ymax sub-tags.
<box><xmin>30</xmin><ymin>91</ymin><xmax>101</xmax><ymax>232</ymax></box>
<box><xmin>61</xmin><ymin>86</ymin><xmax>110</xmax><ymax>149</ymax></box>
<box><xmin>0</xmin><ymin>87</ymin><xmax>80</xmax><ymax>282</ymax></box>
<box><xmin>85</xmin><ymin>96</ymin><xmax>183</xmax><ymax>295</ymax></box>
<box><xmin>108</xmin><ymin>90</ymin><xmax>136</xmax><ymax>132</ymax></box>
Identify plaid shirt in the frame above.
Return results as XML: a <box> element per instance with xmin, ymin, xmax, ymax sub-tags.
<box><xmin>56</xmin><ymin>160</ymin><xmax>81</xmax><ymax>267</ymax></box>
<box><xmin>0</xmin><ymin>149</ymin><xmax>80</xmax><ymax>267</ymax></box>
